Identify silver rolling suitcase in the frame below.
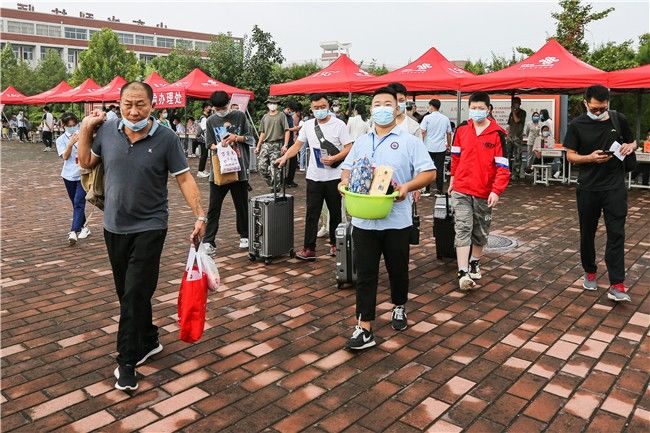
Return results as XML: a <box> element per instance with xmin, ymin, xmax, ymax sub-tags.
<box><xmin>248</xmin><ymin>168</ymin><xmax>294</xmax><ymax>265</ymax></box>
<box><xmin>335</xmin><ymin>222</ymin><xmax>356</xmax><ymax>289</ymax></box>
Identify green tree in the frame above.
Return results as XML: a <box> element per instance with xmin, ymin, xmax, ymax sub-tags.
<box><xmin>270</xmin><ymin>62</ymin><xmax>320</xmax><ymax>84</ymax></box>
<box><xmin>72</xmin><ymin>28</ymin><xmax>140</xmax><ymax>85</ymax></box>
<box><xmin>33</xmin><ymin>49</ymin><xmax>68</xmax><ymax>93</ymax></box>
<box><xmin>1</xmin><ymin>43</ymin><xmax>18</xmax><ymax>90</ymax></box>
<box><xmin>464</xmin><ymin>59</ymin><xmax>487</xmax><ymax>75</ymax></box>
<box><xmin>239</xmin><ymin>25</ymin><xmax>285</xmax><ymax>113</ymax></box>
<box><xmin>637</xmin><ymin>33</ymin><xmax>650</xmax><ymax>65</ymax></box>
<box><xmin>587</xmin><ymin>40</ymin><xmax>639</xmax><ymax>72</ymax></box>
<box><xmin>551</xmin><ymin>0</ymin><xmax>614</xmax><ymax>58</ymax></box>
<box><xmin>150</xmin><ymin>47</ymin><xmax>204</xmax><ymax>82</ymax></box>
<box><xmin>205</xmin><ymin>34</ymin><xmax>244</xmax><ymax>86</ymax></box>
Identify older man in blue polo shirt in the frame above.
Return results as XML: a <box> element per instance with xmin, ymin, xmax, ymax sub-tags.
<box><xmin>78</xmin><ymin>82</ymin><xmax>206</xmax><ymax>392</ymax></box>
<box><xmin>340</xmin><ymin>86</ymin><xmax>436</xmax><ymax>350</ymax></box>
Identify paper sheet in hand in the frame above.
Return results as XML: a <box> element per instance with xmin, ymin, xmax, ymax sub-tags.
<box><xmin>610</xmin><ymin>141</ymin><xmax>625</xmax><ymax>161</ymax></box>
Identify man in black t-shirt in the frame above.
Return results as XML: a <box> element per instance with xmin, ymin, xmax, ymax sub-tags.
<box><xmin>564</xmin><ymin>85</ymin><xmax>638</xmax><ymax>302</ymax></box>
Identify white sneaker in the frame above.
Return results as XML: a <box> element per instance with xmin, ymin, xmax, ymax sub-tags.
<box><xmin>78</xmin><ymin>226</ymin><xmax>91</xmax><ymax>239</ymax></box>
<box><xmin>197</xmin><ymin>171</ymin><xmax>210</xmax><ymax>178</ymax></box>
<box><xmin>43</xmin><ymin>147</ymin><xmax>49</xmax><ymax>152</ymax></box>
<box><xmin>317</xmin><ymin>226</ymin><xmax>329</xmax><ymax>238</ymax></box>
<box><xmin>239</xmin><ymin>238</ymin><xmax>249</xmax><ymax>249</ymax></box>
<box><xmin>68</xmin><ymin>231</ymin><xmax>77</xmax><ymax>245</ymax></box>
<box><xmin>203</xmin><ymin>244</ymin><xmax>217</xmax><ymax>257</ymax></box>
<box><xmin>553</xmin><ymin>171</ymin><xmax>561</xmax><ymax>179</ymax></box>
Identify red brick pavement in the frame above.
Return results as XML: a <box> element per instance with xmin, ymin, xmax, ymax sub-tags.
<box><xmin>1</xmin><ymin>139</ymin><xmax>649</xmax><ymax>433</ymax></box>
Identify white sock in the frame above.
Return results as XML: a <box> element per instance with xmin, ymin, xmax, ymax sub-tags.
<box><xmin>459</xmin><ymin>267</ymin><xmax>468</xmax><ymax>273</ymax></box>
<box><xmin>470</xmin><ymin>256</ymin><xmax>479</xmax><ymax>263</ymax></box>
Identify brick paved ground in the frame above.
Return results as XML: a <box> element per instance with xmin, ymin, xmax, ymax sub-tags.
<box><xmin>1</xmin><ymin>139</ymin><xmax>649</xmax><ymax>433</ymax></box>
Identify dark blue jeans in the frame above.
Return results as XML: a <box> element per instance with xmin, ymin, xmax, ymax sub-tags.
<box><xmin>63</xmin><ymin>179</ymin><xmax>86</xmax><ymax>232</ymax></box>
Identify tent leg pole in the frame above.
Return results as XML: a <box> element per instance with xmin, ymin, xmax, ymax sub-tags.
<box><xmin>456</xmin><ymin>91</ymin><xmax>461</xmax><ymax>125</ymax></box>
<box><xmin>636</xmin><ymin>92</ymin><xmax>642</xmax><ymax>142</ymax></box>
<box><xmin>245</xmin><ymin>109</ymin><xmax>259</xmax><ymax>140</ymax></box>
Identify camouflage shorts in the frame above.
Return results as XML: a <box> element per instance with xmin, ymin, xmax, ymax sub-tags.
<box><xmin>451</xmin><ymin>191</ymin><xmax>492</xmax><ymax>247</ymax></box>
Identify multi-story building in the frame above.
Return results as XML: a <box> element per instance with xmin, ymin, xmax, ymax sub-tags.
<box><xmin>0</xmin><ymin>4</ymin><xmax>241</xmax><ymax>71</ymax></box>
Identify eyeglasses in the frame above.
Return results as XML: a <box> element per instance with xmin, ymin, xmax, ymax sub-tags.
<box><xmin>585</xmin><ymin>103</ymin><xmax>608</xmax><ymax>115</ymax></box>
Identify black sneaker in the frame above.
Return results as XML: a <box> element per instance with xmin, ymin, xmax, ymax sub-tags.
<box><xmin>469</xmin><ymin>259</ymin><xmax>481</xmax><ymax>280</ymax></box>
<box><xmin>391</xmin><ymin>305</ymin><xmax>408</xmax><ymax>331</ymax></box>
<box><xmin>137</xmin><ymin>341</ymin><xmax>163</xmax><ymax>366</ymax></box>
<box><xmin>346</xmin><ymin>325</ymin><xmax>376</xmax><ymax>350</ymax></box>
<box><xmin>114</xmin><ymin>364</ymin><xmax>138</xmax><ymax>391</ymax></box>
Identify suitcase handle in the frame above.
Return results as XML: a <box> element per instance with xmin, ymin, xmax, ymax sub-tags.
<box><xmin>272</xmin><ymin>163</ymin><xmax>286</xmax><ymax>202</ymax></box>
<box><xmin>255</xmin><ymin>220</ymin><xmax>263</xmax><ymax>237</ymax></box>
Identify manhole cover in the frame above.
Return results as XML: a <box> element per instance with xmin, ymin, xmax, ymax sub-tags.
<box><xmin>485</xmin><ymin>234</ymin><xmax>517</xmax><ymax>251</ymax></box>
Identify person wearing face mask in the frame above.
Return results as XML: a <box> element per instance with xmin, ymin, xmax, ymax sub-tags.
<box><xmin>203</xmin><ymin>91</ymin><xmax>254</xmax><ymax>253</ymax></box>
<box><xmin>256</xmin><ymin>97</ymin><xmax>290</xmax><ymax>192</ymax></box>
<box><xmin>332</xmin><ymin>100</ymin><xmax>347</xmax><ymax>122</ymax></box>
<box><xmin>564</xmin><ymin>84</ymin><xmax>637</xmax><ymax>303</ymax></box>
<box><xmin>449</xmin><ymin>91</ymin><xmax>510</xmax><ymax>292</ymax></box>
<box><xmin>421</xmin><ymin>98</ymin><xmax>452</xmax><ymax>196</ymax></box>
<box><xmin>56</xmin><ymin>112</ymin><xmax>91</xmax><ymax>245</ymax></box>
<box><xmin>16</xmin><ymin>110</ymin><xmax>27</xmax><ymax>142</ymax></box>
<box><xmin>337</xmin><ymin>87</ymin><xmax>435</xmax><ymax>350</ymax></box>
<box><xmin>531</xmin><ymin>125</ymin><xmax>561</xmax><ymax>177</ymax></box>
<box><xmin>77</xmin><ymin>82</ymin><xmax>206</xmax><ymax>392</ymax></box>
<box><xmin>158</xmin><ymin>109</ymin><xmax>171</xmax><ymax>128</ymax></box>
<box><xmin>382</xmin><ymin>83</ymin><xmax>421</xmax><ymax>138</ymax></box>
<box><xmin>506</xmin><ymin>96</ymin><xmax>527</xmax><ymax>180</ymax></box>
<box><xmin>347</xmin><ymin>103</ymin><xmax>369</xmax><ymax>141</ymax></box>
<box><xmin>276</xmin><ymin>93</ymin><xmax>353</xmax><ymax>260</ymax></box>
<box><xmin>197</xmin><ymin>103</ymin><xmax>213</xmax><ymax>177</ymax></box>
<box><xmin>524</xmin><ymin>112</ymin><xmax>542</xmax><ymax>173</ymax></box>
<box><xmin>283</xmin><ymin>100</ymin><xmax>302</xmax><ymax>188</ymax></box>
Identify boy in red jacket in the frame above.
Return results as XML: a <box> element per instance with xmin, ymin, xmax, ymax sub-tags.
<box><xmin>449</xmin><ymin>92</ymin><xmax>510</xmax><ymax>290</ymax></box>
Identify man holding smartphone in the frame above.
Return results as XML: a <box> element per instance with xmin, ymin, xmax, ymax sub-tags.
<box><xmin>564</xmin><ymin>84</ymin><xmax>637</xmax><ymax>302</ymax></box>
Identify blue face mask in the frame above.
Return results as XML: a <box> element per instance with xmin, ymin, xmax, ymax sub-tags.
<box><xmin>398</xmin><ymin>102</ymin><xmax>406</xmax><ymax>114</ymax></box>
<box><xmin>532</xmin><ymin>116</ymin><xmax>540</xmax><ymax>123</ymax></box>
<box><xmin>123</xmin><ymin>117</ymin><xmax>149</xmax><ymax>131</ymax></box>
<box><xmin>468</xmin><ymin>109</ymin><xmax>488</xmax><ymax>122</ymax></box>
<box><xmin>313</xmin><ymin>109</ymin><xmax>329</xmax><ymax>120</ymax></box>
<box><xmin>65</xmin><ymin>126</ymin><xmax>79</xmax><ymax>135</ymax></box>
<box><xmin>371</xmin><ymin>106</ymin><xmax>395</xmax><ymax>126</ymax></box>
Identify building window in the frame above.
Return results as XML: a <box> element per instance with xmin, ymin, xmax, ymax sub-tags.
<box><xmin>139</xmin><ymin>54</ymin><xmax>156</xmax><ymax>63</ymax></box>
<box><xmin>116</xmin><ymin>32</ymin><xmax>134</xmax><ymax>45</ymax></box>
<box><xmin>64</xmin><ymin>27</ymin><xmax>88</xmax><ymax>40</ymax></box>
<box><xmin>7</xmin><ymin>20</ymin><xmax>34</xmax><ymax>35</ymax></box>
<box><xmin>194</xmin><ymin>41</ymin><xmax>209</xmax><ymax>52</ymax></box>
<box><xmin>20</xmin><ymin>46</ymin><xmax>34</xmax><ymax>61</ymax></box>
<box><xmin>175</xmin><ymin>39</ymin><xmax>192</xmax><ymax>49</ymax></box>
<box><xmin>40</xmin><ymin>47</ymin><xmax>62</xmax><ymax>61</ymax></box>
<box><xmin>156</xmin><ymin>37</ymin><xmax>174</xmax><ymax>49</ymax></box>
<box><xmin>89</xmin><ymin>29</ymin><xmax>99</xmax><ymax>39</ymax></box>
<box><xmin>68</xmin><ymin>49</ymin><xmax>83</xmax><ymax>66</ymax></box>
<box><xmin>36</xmin><ymin>24</ymin><xmax>61</xmax><ymax>37</ymax></box>
<box><xmin>135</xmin><ymin>35</ymin><xmax>154</xmax><ymax>47</ymax></box>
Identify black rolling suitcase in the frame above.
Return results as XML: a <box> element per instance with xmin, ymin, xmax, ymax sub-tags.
<box><xmin>433</xmin><ymin>193</ymin><xmax>456</xmax><ymax>259</ymax></box>
<box><xmin>335</xmin><ymin>222</ymin><xmax>357</xmax><ymax>288</ymax></box>
<box><xmin>248</xmin><ymin>168</ymin><xmax>295</xmax><ymax>265</ymax></box>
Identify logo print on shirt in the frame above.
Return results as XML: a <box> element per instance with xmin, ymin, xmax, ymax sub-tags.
<box><xmin>483</xmin><ymin>141</ymin><xmax>496</xmax><ymax>149</ymax></box>
<box><xmin>390</xmin><ymin>142</ymin><xmax>399</xmax><ymax>150</ymax></box>
<box><xmin>148</xmin><ymin>148</ymin><xmax>152</xmax><ymax>153</ymax></box>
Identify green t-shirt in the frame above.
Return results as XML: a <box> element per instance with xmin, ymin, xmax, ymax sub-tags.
<box><xmin>259</xmin><ymin>112</ymin><xmax>289</xmax><ymax>143</ymax></box>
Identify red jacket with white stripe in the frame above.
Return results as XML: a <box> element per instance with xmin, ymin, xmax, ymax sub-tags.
<box><xmin>450</xmin><ymin>119</ymin><xmax>510</xmax><ymax>199</ymax></box>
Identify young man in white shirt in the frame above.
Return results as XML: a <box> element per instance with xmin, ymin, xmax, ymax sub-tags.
<box><xmin>386</xmin><ymin>82</ymin><xmax>421</xmax><ymax>138</ymax></box>
<box><xmin>277</xmin><ymin>93</ymin><xmax>353</xmax><ymax>260</ymax></box>
<box><xmin>420</xmin><ymin>99</ymin><xmax>452</xmax><ymax>195</ymax></box>
<box><xmin>42</xmin><ymin>105</ymin><xmax>55</xmax><ymax>152</ymax></box>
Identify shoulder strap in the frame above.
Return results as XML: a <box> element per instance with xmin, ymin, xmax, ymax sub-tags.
<box><xmin>450</xmin><ymin>121</ymin><xmax>468</xmax><ymax>148</ymax></box>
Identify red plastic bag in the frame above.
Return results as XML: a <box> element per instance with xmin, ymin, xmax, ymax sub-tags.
<box><xmin>178</xmin><ymin>246</ymin><xmax>208</xmax><ymax>343</ymax></box>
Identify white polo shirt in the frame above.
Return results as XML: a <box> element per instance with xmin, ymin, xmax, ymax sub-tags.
<box><xmin>298</xmin><ymin>116</ymin><xmax>351</xmax><ymax>182</ymax></box>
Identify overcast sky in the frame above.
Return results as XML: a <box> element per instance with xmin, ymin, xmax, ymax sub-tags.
<box><xmin>32</xmin><ymin>0</ymin><xmax>650</xmax><ymax>67</ymax></box>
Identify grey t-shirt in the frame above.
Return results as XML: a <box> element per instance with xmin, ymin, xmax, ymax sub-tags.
<box><xmin>259</xmin><ymin>112</ymin><xmax>289</xmax><ymax>143</ymax></box>
<box><xmin>205</xmin><ymin>110</ymin><xmax>253</xmax><ymax>183</ymax></box>
<box><xmin>91</xmin><ymin>118</ymin><xmax>189</xmax><ymax>234</ymax></box>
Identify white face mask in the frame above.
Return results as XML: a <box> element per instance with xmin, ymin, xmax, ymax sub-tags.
<box><xmin>267</xmin><ymin>104</ymin><xmax>278</xmax><ymax>112</ymax></box>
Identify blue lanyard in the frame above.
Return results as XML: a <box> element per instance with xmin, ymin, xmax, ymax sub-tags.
<box><xmin>372</xmin><ymin>133</ymin><xmax>393</xmax><ymax>158</ymax></box>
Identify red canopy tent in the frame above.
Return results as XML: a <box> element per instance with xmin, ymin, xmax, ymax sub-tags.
<box><xmin>460</xmin><ymin>39</ymin><xmax>609</xmax><ymax>93</ymax></box>
<box><xmin>353</xmin><ymin>47</ymin><xmax>475</xmax><ymax>93</ymax></box>
<box><xmin>270</xmin><ymin>55</ymin><xmax>376</xmax><ymax>95</ymax></box>
<box><xmin>0</xmin><ymin>86</ymin><xmax>27</xmax><ymax>105</ymax></box>
<box><xmin>49</xmin><ymin>79</ymin><xmax>101</xmax><ymax>103</ymax></box>
<box><xmin>86</xmin><ymin>76</ymin><xmax>127</xmax><ymax>102</ymax></box>
<box><xmin>607</xmin><ymin>64</ymin><xmax>650</xmax><ymax>92</ymax></box>
<box><xmin>167</xmin><ymin>68</ymin><xmax>254</xmax><ymax>100</ymax></box>
<box><xmin>142</xmin><ymin>72</ymin><xmax>187</xmax><ymax>108</ymax></box>
<box><xmin>144</xmin><ymin>71</ymin><xmax>171</xmax><ymax>89</ymax></box>
<box><xmin>22</xmin><ymin>81</ymin><xmax>72</xmax><ymax>105</ymax></box>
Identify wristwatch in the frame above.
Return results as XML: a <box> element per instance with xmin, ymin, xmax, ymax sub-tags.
<box><xmin>197</xmin><ymin>216</ymin><xmax>207</xmax><ymax>223</ymax></box>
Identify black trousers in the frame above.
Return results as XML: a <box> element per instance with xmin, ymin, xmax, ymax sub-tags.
<box><xmin>191</xmin><ymin>139</ymin><xmax>200</xmax><ymax>156</ymax></box>
<box><xmin>42</xmin><ymin>130</ymin><xmax>53</xmax><ymax>148</ymax></box>
<box><xmin>18</xmin><ymin>127</ymin><xmax>28</xmax><ymax>141</ymax></box>
<box><xmin>426</xmin><ymin>151</ymin><xmax>446</xmax><ymax>193</ymax></box>
<box><xmin>104</xmin><ymin>229</ymin><xmax>167</xmax><ymax>367</ymax></box>
<box><xmin>353</xmin><ymin>226</ymin><xmax>411</xmax><ymax>321</ymax></box>
<box><xmin>304</xmin><ymin>179</ymin><xmax>341</xmax><ymax>249</ymax></box>
<box><xmin>576</xmin><ymin>187</ymin><xmax>627</xmax><ymax>285</ymax></box>
<box><xmin>286</xmin><ymin>155</ymin><xmax>298</xmax><ymax>184</ymax></box>
<box><xmin>204</xmin><ymin>180</ymin><xmax>249</xmax><ymax>245</ymax></box>
<box><xmin>198</xmin><ymin>142</ymin><xmax>209</xmax><ymax>172</ymax></box>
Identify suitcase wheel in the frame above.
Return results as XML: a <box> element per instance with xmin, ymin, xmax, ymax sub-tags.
<box><xmin>249</xmin><ymin>254</ymin><xmax>256</xmax><ymax>262</ymax></box>
<box><xmin>337</xmin><ymin>282</ymin><xmax>343</xmax><ymax>290</ymax></box>
<box><xmin>264</xmin><ymin>258</ymin><xmax>272</xmax><ymax>265</ymax></box>
<box><xmin>289</xmin><ymin>249</ymin><xmax>295</xmax><ymax>258</ymax></box>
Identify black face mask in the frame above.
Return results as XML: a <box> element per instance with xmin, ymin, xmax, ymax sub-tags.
<box><xmin>540</xmin><ymin>113</ymin><xmax>548</xmax><ymax>122</ymax></box>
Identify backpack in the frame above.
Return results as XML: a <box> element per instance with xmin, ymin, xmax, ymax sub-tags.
<box><xmin>80</xmin><ymin>162</ymin><xmax>105</xmax><ymax>210</ymax></box>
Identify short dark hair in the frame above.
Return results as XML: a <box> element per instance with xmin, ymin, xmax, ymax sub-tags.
<box><xmin>512</xmin><ymin>96</ymin><xmax>521</xmax><ymax>104</ymax></box>
<box><xmin>202</xmin><ymin>102</ymin><xmax>211</xmax><ymax>110</ymax></box>
<box><xmin>585</xmin><ymin>84</ymin><xmax>609</xmax><ymax>102</ymax></box>
<box><xmin>120</xmin><ymin>81</ymin><xmax>154</xmax><ymax>103</ymax></box>
<box><xmin>210</xmin><ymin>91</ymin><xmax>229</xmax><ymax>108</ymax></box>
<box><xmin>428</xmin><ymin>99</ymin><xmax>441</xmax><ymax>110</ymax></box>
<box><xmin>286</xmin><ymin>100</ymin><xmax>300</xmax><ymax>112</ymax></box>
<box><xmin>309</xmin><ymin>93</ymin><xmax>329</xmax><ymax>103</ymax></box>
<box><xmin>43</xmin><ymin>106</ymin><xmax>50</xmax><ymax>112</ymax></box>
<box><xmin>109</xmin><ymin>104</ymin><xmax>116</xmax><ymax>110</ymax></box>
<box><xmin>532</xmin><ymin>111</ymin><xmax>540</xmax><ymax>117</ymax></box>
<box><xmin>61</xmin><ymin>112</ymin><xmax>78</xmax><ymax>125</ymax></box>
<box><xmin>387</xmin><ymin>82</ymin><xmax>407</xmax><ymax>96</ymax></box>
<box><xmin>372</xmin><ymin>86</ymin><xmax>398</xmax><ymax>101</ymax></box>
<box><xmin>187</xmin><ymin>116</ymin><xmax>195</xmax><ymax>122</ymax></box>
<box><xmin>541</xmin><ymin>125</ymin><xmax>550</xmax><ymax>131</ymax></box>
<box><xmin>468</xmin><ymin>91</ymin><xmax>490</xmax><ymax>107</ymax></box>
<box><xmin>488</xmin><ymin>104</ymin><xmax>494</xmax><ymax>111</ymax></box>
